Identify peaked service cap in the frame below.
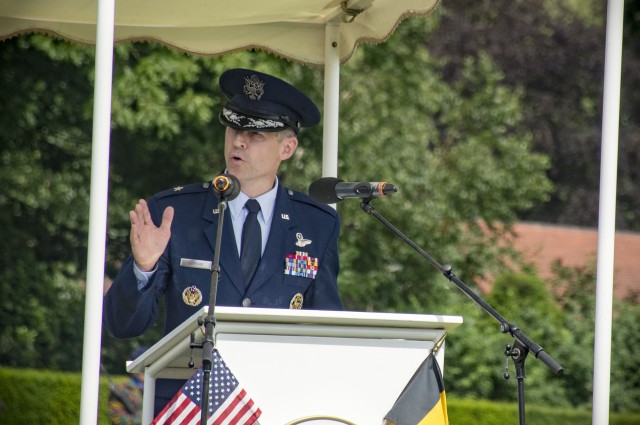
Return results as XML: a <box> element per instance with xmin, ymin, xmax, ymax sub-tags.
<box><xmin>218</xmin><ymin>68</ymin><xmax>320</xmax><ymax>134</ymax></box>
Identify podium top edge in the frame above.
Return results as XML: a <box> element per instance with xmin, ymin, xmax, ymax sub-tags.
<box><xmin>127</xmin><ymin>307</ymin><xmax>463</xmax><ymax>372</ymax></box>
<box><xmin>207</xmin><ymin>306</ymin><xmax>463</xmax><ymax>328</ymax></box>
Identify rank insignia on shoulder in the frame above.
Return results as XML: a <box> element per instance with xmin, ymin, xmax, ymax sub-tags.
<box><xmin>284</xmin><ymin>251</ymin><xmax>318</xmax><ymax>279</ymax></box>
<box><xmin>173</xmin><ymin>186</ymin><xmax>184</xmax><ymax>191</ymax></box>
<box><xmin>295</xmin><ymin>232</ymin><xmax>312</xmax><ymax>247</ymax></box>
<box><xmin>290</xmin><ymin>293</ymin><xmax>304</xmax><ymax>309</ymax></box>
<box><xmin>182</xmin><ymin>285</ymin><xmax>203</xmax><ymax>306</ymax></box>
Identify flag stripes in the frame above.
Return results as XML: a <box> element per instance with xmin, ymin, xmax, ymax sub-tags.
<box><xmin>152</xmin><ymin>349</ymin><xmax>261</xmax><ymax>425</ymax></box>
<box><xmin>384</xmin><ymin>352</ymin><xmax>449</xmax><ymax>425</ymax></box>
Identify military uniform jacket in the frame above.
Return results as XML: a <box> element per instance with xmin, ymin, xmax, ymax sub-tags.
<box><xmin>104</xmin><ymin>180</ymin><xmax>343</xmax><ymax>339</ymax></box>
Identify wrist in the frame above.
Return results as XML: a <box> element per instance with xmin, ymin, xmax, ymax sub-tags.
<box><xmin>134</xmin><ymin>260</ymin><xmax>157</xmax><ymax>273</ymax></box>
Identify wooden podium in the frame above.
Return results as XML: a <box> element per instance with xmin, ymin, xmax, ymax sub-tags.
<box><xmin>127</xmin><ymin>307</ymin><xmax>462</xmax><ymax>424</ymax></box>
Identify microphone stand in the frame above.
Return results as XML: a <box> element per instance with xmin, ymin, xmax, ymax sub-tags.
<box><xmin>359</xmin><ymin>199</ymin><xmax>564</xmax><ymax>425</ymax></box>
<box><xmin>192</xmin><ymin>195</ymin><xmax>229</xmax><ymax>423</ymax></box>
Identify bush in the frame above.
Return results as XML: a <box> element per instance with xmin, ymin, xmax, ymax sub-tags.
<box><xmin>448</xmin><ymin>397</ymin><xmax>640</xmax><ymax>425</ymax></box>
<box><xmin>0</xmin><ymin>367</ymin><xmax>111</xmax><ymax>425</ymax></box>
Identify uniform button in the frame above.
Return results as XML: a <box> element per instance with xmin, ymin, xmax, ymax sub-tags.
<box><xmin>202</xmin><ymin>182</ymin><xmax>210</xmax><ymax>188</ymax></box>
<box><xmin>242</xmin><ymin>298</ymin><xmax>252</xmax><ymax>307</ymax></box>
<box><xmin>288</xmin><ymin>189</ymin><xmax>294</xmax><ymax>196</ymax></box>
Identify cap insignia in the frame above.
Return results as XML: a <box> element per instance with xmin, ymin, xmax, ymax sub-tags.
<box><xmin>243</xmin><ymin>75</ymin><xmax>265</xmax><ymax>100</ymax></box>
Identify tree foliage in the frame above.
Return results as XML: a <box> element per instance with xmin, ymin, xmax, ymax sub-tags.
<box><xmin>426</xmin><ymin>0</ymin><xmax>640</xmax><ymax>231</ymax></box>
<box><xmin>0</xmin><ymin>36</ymin><xmax>94</xmax><ymax>370</ymax></box>
<box><xmin>331</xmin><ymin>17</ymin><xmax>551</xmax><ymax>313</ymax></box>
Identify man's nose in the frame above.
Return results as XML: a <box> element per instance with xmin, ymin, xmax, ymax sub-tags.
<box><xmin>233</xmin><ymin>131</ymin><xmax>249</xmax><ymax>148</ymax></box>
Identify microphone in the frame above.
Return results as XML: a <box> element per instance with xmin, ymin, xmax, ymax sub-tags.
<box><xmin>308</xmin><ymin>177</ymin><xmax>398</xmax><ymax>204</ymax></box>
<box><xmin>212</xmin><ymin>174</ymin><xmax>241</xmax><ymax>200</ymax></box>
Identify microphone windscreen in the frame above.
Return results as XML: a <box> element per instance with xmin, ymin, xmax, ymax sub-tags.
<box><xmin>308</xmin><ymin>177</ymin><xmax>343</xmax><ymax>204</ymax></box>
<box><xmin>213</xmin><ymin>174</ymin><xmax>241</xmax><ymax>200</ymax></box>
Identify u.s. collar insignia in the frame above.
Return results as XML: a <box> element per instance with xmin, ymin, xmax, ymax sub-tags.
<box><xmin>243</xmin><ymin>75</ymin><xmax>264</xmax><ymax>100</ymax></box>
<box><xmin>295</xmin><ymin>232</ymin><xmax>312</xmax><ymax>247</ymax></box>
<box><xmin>290</xmin><ymin>293</ymin><xmax>303</xmax><ymax>309</ymax></box>
<box><xmin>182</xmin><ymin>285</ymin><xmax>203</xmax><ymax>306</ymax></box>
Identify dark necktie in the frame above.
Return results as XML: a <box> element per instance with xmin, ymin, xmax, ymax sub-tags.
<box><xmin>240</xmin><ymin>199</ymin><xmax>262</xmax><ymax>287</ymax></box>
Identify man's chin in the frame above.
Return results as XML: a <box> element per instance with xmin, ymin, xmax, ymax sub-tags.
<box><xmin>224</xmin><ymin>163</ymin><xmax>244</xmax><ymax>177</ymax></box>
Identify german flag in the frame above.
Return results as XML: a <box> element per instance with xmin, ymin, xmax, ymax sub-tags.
<box><xmin>384</xmin><ymin>352</ymin><xmax>449</xmax><ymax>425</ymax></box>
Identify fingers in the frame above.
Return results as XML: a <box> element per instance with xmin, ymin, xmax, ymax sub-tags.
<box><xmin>140</xmin><ymin>199</ymin><xmax>154</xmax><ymax>226</ymax></box>
<box><xmin>130</xmin><ymin>200</ymin><xmax>173</xmax><ymax>230</ymax></box>
<box><xmin>127</xmin><ymin>201</ymin><xmax>173</xmax><ymax>271</ymax></box>
<box><xmin>129</xmin><ymin>209</ymin><xmax>139</xmax><ymax>226</ymax></box>
<box><xmin>160</xmin><ymin>206</ymin><xmax>174</xmax><ymax>231</ymax></box>
<box><xmin>129</xmin><ymin>199</ymin><xmax>148</xmax><ymax>227</ymax></box>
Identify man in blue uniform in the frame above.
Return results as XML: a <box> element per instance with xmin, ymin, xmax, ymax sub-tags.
<box><xmin>104</xmin><ymin>68</ymin><xmax>343</xmax><ymax>413</ymax></box>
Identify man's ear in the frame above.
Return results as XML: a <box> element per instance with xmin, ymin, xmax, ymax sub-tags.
<box><xmin>280</xmin><ymin>136</ymin><xmax>298</xmax><ymax>160</ymax></box>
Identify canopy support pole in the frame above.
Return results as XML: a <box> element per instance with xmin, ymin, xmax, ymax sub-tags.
<box><xmin>322</xmin><ymin>22</ymin><xmax>341</xmax><ymax>180</ymax></box>
<box><xmin>79</xmin><ymin>0</ymin><xmax>115</xmax><ymax>422</ymax></box>
<box><xmin>592</xmin><ymin>0</ymin><xmax>624</xmax><ymax>424</ymax></box>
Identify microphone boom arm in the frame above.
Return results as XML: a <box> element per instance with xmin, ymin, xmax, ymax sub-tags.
<box><xmin>359</xmin><ymin>200</ymin><xmax>563</xmax><ymax>374</ymax></box>
<box><xmin>360</xmin><ymin>198</ymin><xmax>564</xmax><ymax>425</ymax></box>
<box><xmin>359</xmin><ymin>199</ymin><xmax>563</xmax><ymax>425</ymax></box>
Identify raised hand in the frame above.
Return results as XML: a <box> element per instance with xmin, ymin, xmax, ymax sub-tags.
<box><xmin>129</xmin><ymin>199</ymin><xmax>174</xmax><ymax>272</ymax></box>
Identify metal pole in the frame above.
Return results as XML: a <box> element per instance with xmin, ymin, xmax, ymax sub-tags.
<box><xmin>322</xmin><ymin>22</ymin><xmax>341</xmax><ymax>181</ymax></box>
<box><xmin>79</xmin><ymin>0</ymin><xmax>115</xmax><ymax>422</ymax></box>
<box><xmin>592</xmin><ymin>0</ymin><xmax>624</xmax><ymax>423</ymax></box>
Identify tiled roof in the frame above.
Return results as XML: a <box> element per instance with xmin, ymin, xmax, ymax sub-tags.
<box><xmin>509</xmin><ymin>222</ymin><xmax>640</xmax><ymax>300</ymax></box>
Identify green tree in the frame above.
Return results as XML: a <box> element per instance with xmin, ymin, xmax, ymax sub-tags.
<box><xmin>427</xmin><ymin>0</ymin><xmax>640</xmax><ymax>232</ymax></box>
<box><xmin>610</xmin><ymin>301</ymin><xmax>640</xmax><ymax>412</ymax></box>
<box><xmin>548</xmin><ymin>260</ymin><xmax>597</xmax><ymax>408</ymax></box>
<box><xmin>0</xmin><ymin>35</ymin><xmax>94</xmax><ymax>370</ymax></box>
<box><xmin>334</xmin><ymin>16</ymin><xmax>552</xmax><ymax>312</ymax></box>
<box><xmin>548</xmin><ymin>260</ymin><xmax>640</xmax><ymax>412</ymax></box>
<box><xmin>444</xmin><ymin>272</ymin><xmax>572</xmax><ymax>406</ymax></box>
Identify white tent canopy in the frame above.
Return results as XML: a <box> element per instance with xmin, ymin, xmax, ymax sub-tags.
<box><xmin>1</xmin><ymin>0</ymin><xmax>438</xmax><ymax>64</ymax></box>
<box><xmin>0</xmin><ymin>1</ymin><xmax>622</xmax><ymax>424</ymax></box>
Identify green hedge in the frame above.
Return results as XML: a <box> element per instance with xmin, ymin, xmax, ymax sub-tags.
<box><xmin>447</xmin><ymin>398</ymin><xmax>640</xmax><ymax>425</ymax></box>
<box><xmin>1</xmin><ymin>367</ymin><xmax>639</xmax><ymax>424</ymax></box>
<box><xmin>0</xmin><ymin>367</ymin><xmax>111</xmax><ymax>425</ymax></box>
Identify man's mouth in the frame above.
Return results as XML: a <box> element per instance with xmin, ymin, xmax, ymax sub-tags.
<box><xmin>229</xmin><ymin>153</ymin><xmax>244</xmax><ymax>163</ymax></box>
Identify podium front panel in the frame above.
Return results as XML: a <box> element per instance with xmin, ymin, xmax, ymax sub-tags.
<box><xmin>216</xmin><ymin>332</ymin><xmax>441</xmax><ymax>424</ymax></box>
<box><xmin>128</xmin><ymin>307</ymin><xmax>463</xmax><ymax>424</ymax></box>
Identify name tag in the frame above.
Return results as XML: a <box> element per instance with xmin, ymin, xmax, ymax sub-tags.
<box><xmin>180</xmin><ymin>258</ymin><xmax>212</xmax><ymax>270</ymax></box>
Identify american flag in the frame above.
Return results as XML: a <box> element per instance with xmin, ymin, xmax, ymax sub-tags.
<box><xmin>152</xmin><ymin>349</ymin><xmax>262</xmax><ymax>425</ymax></box>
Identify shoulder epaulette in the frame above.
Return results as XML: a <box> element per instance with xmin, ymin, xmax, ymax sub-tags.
<box><xmin>155</xmin><ymin>182</ymin><xmax>211</xmax><ymax>199</ymax></box>
<box><xmin>285</xmin><ymin>187</ymin><xmax>338</xmax><ymax>217</ymax></box>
